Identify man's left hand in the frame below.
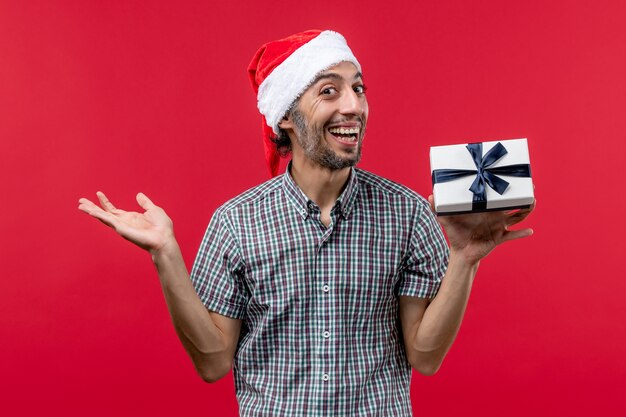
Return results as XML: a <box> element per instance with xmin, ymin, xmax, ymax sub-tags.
<box><xmin>429</xmin><ymin>196</ymin><xmax>535</xmax><ymax>265</ymax></box>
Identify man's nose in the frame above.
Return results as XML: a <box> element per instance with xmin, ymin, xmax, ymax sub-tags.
<box><xmin>339</xmin><ymin>89</ymin><xmax>365</xmax><ymax>116</ymax></box>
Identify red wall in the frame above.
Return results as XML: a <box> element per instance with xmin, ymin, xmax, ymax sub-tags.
<box><xmin>1</xmin><ymin>1</ymin><xmax>624</xmax><ymax>415</ymax></box>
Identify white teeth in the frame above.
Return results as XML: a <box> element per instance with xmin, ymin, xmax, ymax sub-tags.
<box><xmin>329</xmin><ymin>127</ymin><xmax>360</xmax><ymax>135</ymax></box>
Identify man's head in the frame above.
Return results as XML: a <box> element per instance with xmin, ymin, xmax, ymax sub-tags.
<box><xmin>248</xmin><ymin>30</ymin><xmax>366</xmax><ymax>176</ymax></box>
<box><xmin>279</xmin><ymin>61</ymin><xmax>368</xmax><ymax>171</ymax></box>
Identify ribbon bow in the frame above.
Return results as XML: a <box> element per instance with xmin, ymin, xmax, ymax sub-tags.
<box><xmin>432</xmin><ymin>142</ymin><xmax>531</xmax><ymax>210</ymax></box>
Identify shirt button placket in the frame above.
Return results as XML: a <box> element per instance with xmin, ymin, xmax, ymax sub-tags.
<box><xmin>315</xmin><ymin>239</ymin><xmax>333</xmax><ymax>394</ymax></box>
<box><xmin>322</xmin><ymin>284</ymin><xmax>330</xmax><ymax>382</ymax></box>
<box><xmin>320</xmin><ymin>281</ymin><xmax>331</xmax><ymax>388</ymax></box>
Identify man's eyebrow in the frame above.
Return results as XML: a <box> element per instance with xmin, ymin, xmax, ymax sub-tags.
<box><xmin>310</xmin><ymin>71</ymin><xmax>364</xmax><ymax>86</ymax></box>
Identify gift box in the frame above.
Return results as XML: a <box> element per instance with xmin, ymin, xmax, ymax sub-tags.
<box><xmin>430</xmin><ymin>138</ymin><xmax>534</xmax><ymax>215</ymax></box>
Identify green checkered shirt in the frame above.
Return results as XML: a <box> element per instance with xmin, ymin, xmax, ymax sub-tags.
<box><xmin>190</xmin><ymin>166</ymin><xmax>449</xmax><ymax>416</ymax></box>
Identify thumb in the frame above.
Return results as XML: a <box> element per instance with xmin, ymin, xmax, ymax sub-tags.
<box><xmin>427</xmin><ymin>194</ymin><xmax>436</xmax><ymax>213</ymax></box>
<box><xmin>136</xmin><ymin>192</ymin><xmax>156</xmax><ymax>210</ymax></box>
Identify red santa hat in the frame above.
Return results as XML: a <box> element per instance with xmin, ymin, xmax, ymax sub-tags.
<box><xmin>248</xmin><ymin>30</ymin><xmax>361</xmax><ymax>177</ymax></box>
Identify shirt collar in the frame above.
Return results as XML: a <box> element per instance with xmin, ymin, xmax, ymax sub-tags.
<box><xmin>282</xmin><ymin>162</ymin><xmax>359</xmax><ymax>220</ymax></box>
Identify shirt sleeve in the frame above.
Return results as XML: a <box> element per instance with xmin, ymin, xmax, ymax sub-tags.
<box><xmin>190</xmin><ymin>209</ymin><xmax>248</xmax><ymax>319</ymax></box>
<box><xmin>397</xmin><ymin>198</ymin><xmax>449</xmax><ymax>299</ymax></box>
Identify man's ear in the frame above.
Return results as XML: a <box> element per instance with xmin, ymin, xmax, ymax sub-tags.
<box><xmin>278</xmin><ymin>113</ymin><xmax>294</xmax><ymax>131</ymax></box>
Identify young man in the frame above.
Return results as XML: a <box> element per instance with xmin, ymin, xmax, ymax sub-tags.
<box><xmin>79</xmin><ymin>30</ymin><xmax>533</xmax><ymax>416</ymax></box>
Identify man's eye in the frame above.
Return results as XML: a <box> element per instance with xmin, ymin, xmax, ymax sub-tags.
<box><xmin>354</xmin><ymin>85</ymin><xmax>367</xmax><ymax>94</ymax></box>
<box><xmin>321</xmin><ymin>87</ymin><xmax>337</xmax><ymax>95</ymax></box>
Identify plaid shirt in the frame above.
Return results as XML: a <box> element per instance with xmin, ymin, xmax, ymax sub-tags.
<box><xmin>191</xmin><ymin>166</ymin><xmax>449</xmax><ymax>417</ymax></box>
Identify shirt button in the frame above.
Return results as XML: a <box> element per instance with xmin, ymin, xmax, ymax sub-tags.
<box><xmin>322</xmin><ymin>284</ymin><xmax>329</xmax><ymax>292</ymax></box>
<box><xmin>323</xmin><ymin>331</ymin><xmax>330</xmax><ymax>338</ymax></box>
<box><xmin>322</xmin><ymin>374</ymin><xmax>329</xmax><ymax>382</ymax></box>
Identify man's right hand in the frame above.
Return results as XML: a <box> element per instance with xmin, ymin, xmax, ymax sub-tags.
<box><xmin>78</xmin><ymin>191</ymin><xmax>241</xmax><ymax>382</ymax></box>
<box><xmin>78</xmin><ymin>191</ymin><xmax>174</xmax><ymax>255</ymax></box>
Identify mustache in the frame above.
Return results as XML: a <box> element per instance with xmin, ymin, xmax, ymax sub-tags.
<box><xmin>326</xmin><ymin>116</ymin><xmax>365</xmax><ymax>126</ymax></box>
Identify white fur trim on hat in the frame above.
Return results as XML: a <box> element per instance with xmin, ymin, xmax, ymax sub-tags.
<box><xmin>257</xmin><ymin>30</ymin><xmax>361</xmax><ymax>135</ymax></box>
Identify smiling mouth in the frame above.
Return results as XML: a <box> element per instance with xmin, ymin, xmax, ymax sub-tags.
<box><xmin>328</xmin><ymin>127</ymin><xmax>360</xmax><ymax>143</ymax></box>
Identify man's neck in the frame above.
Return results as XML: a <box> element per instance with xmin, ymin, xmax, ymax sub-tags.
<box><xmin>289</xmin><ymin>158</ymin><xmax>351</xmax><ymax>212</ymax></box>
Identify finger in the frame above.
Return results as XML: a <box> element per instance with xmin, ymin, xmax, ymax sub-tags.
<box><xmin>78</xmin><ymin>197</ymin><xmax>94</xmax><ymax>207</ymax></box>
<box><xmin>136</xmin><ymin>192</ymin><xmax>155</xmax><ymax>210</ymax></box>
<box><xmin>505</xmin><ymin>201</ymin><xmax>536</xmax><ymax>226</ymax></box>
<box><xmin>78</xmin><ymin>197</ymin><xmax>110</xmax><ymax>214</ymax></box>
<box><xmin>505</xmin><ymin>211</ymin><xmax>531</xmax><ymax>227</ymax></box>
<box><xmin>78</xmin><ymin>198</ymin><xmax>99</xmax><ymax>214</ymax></box>
<box><xmin>78</xmin><ymin>199</ymin><xmax>118</xmax><ymax>228</ymax></box>
<box><xmin>427</xmin><ymin>195</ymin><xmax>436</xmax><ymax>213</ymax></box>
<box><xmin>96</xmin><ymin>191</ymin><xmax>117</xmax><ymax>212</ymax></box>
<box><xmin>503</xmin><ymin>228</ymin><xmax>534</xmax><ymax>242</ymax></box>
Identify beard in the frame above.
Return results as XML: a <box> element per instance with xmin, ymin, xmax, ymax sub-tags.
<box><xmin>291</xmin><ymin>108</ymin><xmax>364</xmax><ymax>170</ymax></box>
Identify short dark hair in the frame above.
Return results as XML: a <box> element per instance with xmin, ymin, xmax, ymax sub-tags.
<box><xmin>272</xmin><ymin>127</ymin><xmax>292</xmax><ymax>157</ymax></box>
<box><xmin>272</xmin><ymin>101</ymin><xmax>299</xmax><ymax>157</ymax></box>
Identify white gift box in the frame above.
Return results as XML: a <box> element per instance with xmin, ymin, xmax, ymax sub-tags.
<box><xmin>430</xmin><ymin>138</ymin><xmax>534</xmax><ymax>215</ymax></box>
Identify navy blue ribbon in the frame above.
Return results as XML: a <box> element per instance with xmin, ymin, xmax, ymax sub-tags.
<box><xmin>432</xmin><ymin>142</ymin><xmax>531</xmax><ymax>211</ymax></box>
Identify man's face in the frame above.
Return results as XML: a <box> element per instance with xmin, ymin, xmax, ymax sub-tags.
<box><xmin>284</xmin><ymin>61</ymin><xmax>369</xmax><ymax>170</ymax></box>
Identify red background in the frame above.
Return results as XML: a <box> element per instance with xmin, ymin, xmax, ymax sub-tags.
<box><xmin>1</xmin><ymin>1</ymin><xmax>625</xmax><ymax>415</ymax></box>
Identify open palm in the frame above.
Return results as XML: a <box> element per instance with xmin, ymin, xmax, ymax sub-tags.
<box><xmin>78</xmin><ymin>191</ymin><xmax>174</xmax><ymax>253</ymax></box>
